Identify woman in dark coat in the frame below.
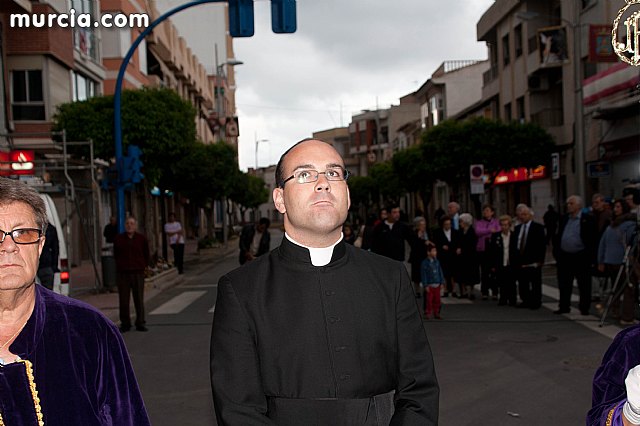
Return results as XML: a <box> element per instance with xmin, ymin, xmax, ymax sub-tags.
<box><xmin>409</xmin><ymin>216</ymin><xmax>429</xmax><ymax>298</ymax></box>
<box><xmin>456</xmin><ymin>213</ymin><xmax>480</xmax><ymax>299</ymax></box>
<box><xmin>432</xmin><ymin>215</ymin><xmax>459</xmax><ymax>297</ymax></box>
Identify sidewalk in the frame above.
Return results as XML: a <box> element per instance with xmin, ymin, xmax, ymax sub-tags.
<box><xmin>69</xmin><ymin>237</ymin><xmax>238</xmax><ymax>322</ymax></box>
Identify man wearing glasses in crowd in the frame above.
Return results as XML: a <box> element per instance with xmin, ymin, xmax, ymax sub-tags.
<box><xmin>210</xmin><ymin>138</ymin><xmax>439</xmax><ymax>425</ymax></box>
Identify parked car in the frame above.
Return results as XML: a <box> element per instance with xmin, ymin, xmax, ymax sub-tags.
<box><xmin>38</xmin><ymin>193</ymin><xmax>70</xmax><ymax>295</ymax></box>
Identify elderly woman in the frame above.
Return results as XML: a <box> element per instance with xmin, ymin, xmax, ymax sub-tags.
<box><xmin>475</xmin><ymin>205</ymin><xmax>500</xmax><ymax>300</ymax></box>
<box><xmin>0</xmin><ymin>178</ymin><xmax>150</xmax><ymax>425</ymax></box>
<box><xmin>408</xmin><ymin>216</ymin><xmax>429</xmax><ymax>299</ymax></box>
<box><xmin>455</xmin><ymin>213</ymin><xmax>480</xmax><ymax>299</ymax></box>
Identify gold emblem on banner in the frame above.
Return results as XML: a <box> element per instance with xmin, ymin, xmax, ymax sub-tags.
<box><xmin>612</xmin><ymin>0</ymin><xmax>640</xmax><ymax>65</ymax></box>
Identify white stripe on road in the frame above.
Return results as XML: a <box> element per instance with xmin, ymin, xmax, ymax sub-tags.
<box><xmin>541</xmin><ymin>284</ymin><xmax>621</xmax><ymax>340</ymax></box>
<box><xmin>150</xmin><ymin>291</ymin><xmax>207</xmax><ymax>315</ymax></box>
<box><xmin>208</xmin><ymin>305</ymin><xmax>215</xmax><ymax>313</ymax></box>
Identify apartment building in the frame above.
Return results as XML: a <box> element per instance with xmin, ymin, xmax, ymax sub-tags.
<box><xmin>475</xmin><ymin>0</ymin><xmax>638</xmax><ymax>215</ymax></box>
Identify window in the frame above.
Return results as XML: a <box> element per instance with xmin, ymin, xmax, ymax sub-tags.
<box><xmin>71</xmin><ymin>0</ymin><xmax>98</xmax><ymax>61</ymax></box>
<box><xmin>516</xmin><ymin>96</ymin><xmax>525</xmax><ymax>122</ymax></box>
<box><xmin>502</xmin><ymin>33</ymin><xmax>510</xmax><ymax>66</ymax></box>
<box><xmin>11</xmin><ymin>70</ymin><xmax>45</xmax><ymax>121</ymax></box>
<box><xmin>514</xmin><ymin>25</ymin><xmax>523</xmax><ymax>57</ymax></box>
<box><xmin>72</xmin><ymin>72</ymin><xmax>97</xmax><ymax>101</ymax></box>
<box><xmin>504</xmin><ymin>102</ymin><xmax>512</xmax><ymax>122</ymax></box>
<box><xmin>429</xmin><ymin>95</ymin><xmax>443</xmax><ymax>126</ymax></box>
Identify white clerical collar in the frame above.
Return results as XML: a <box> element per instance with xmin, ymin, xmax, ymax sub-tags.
<box><xmin>285</xmin><ymin>232</ymin><xmax>342</xmax><ymax>267</ymax></box>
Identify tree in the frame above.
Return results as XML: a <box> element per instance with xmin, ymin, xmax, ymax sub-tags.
<box><xmin>421</xmin><ymin>117</ymin><xmax>556</xmax><ymax>183</ymax></box>
<box><xmin>347</xmin><ymin>175</ymin><xmax>376</xmax><ymax>214</ymax></box>
<box><xmin>369</xmin><ymin>161</ymin><xmax>404</xmax><ymax>205</ymax></box>
<box><xmin>392</xmin><ymin>145</ymin><xmax>436</xmax><ymax>214</ymax></box>
<box><xmin>229</xmin><ymin>172</ymin><xmax>270</xmax><ymax>223</ymax></box>
<box><xmin>53</xmin><ymin>87</ymin><xmax>198</xmax><ymax>186</ymax></box>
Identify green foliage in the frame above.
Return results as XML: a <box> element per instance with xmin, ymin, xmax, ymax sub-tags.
<box><xmin>173</xmin><ymin>142</ymin><xmax>238</xmax><ymax>205</ymax></box>
<box><xmin>347</xmin><ymin>175</ymin><xmax>376</xmax><ymax>209</ymax></box>
<box><xmin>229</xmin><ymin>172</ymin><xmax>270</xmax><ymax>210</ymax></box>
<box><xmin>369</xmin><ymin>161</ymin><xmax>403</xmax><ymax>204</ymax></box>
<box><xmin>53</xmin><ymin>87</ymin><xmax>198</xmax><ymax>186</ymax></box>
<box><xmin>420</xmin><ymin>117</ymin><xmax>556</xmax><ymax>183</ymax></box>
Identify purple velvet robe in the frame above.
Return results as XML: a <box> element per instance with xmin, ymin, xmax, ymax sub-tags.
<box><xmin>0</xmin><ymin>285</ymin><xmax>150</xmax><ymax>425</ymax></box>
<box><xmin>588</xmin><ymin>325</ymin><xmax>640</xmax><ymax>425</ymax></box>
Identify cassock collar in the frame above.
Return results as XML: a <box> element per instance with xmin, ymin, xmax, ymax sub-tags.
<box><xmin>10</xmin><ymin>284</ymin><xmax>46</xmax><ymax>359</ymax></box>
<box><xmin>279</xmin><ymin>233</ymin><xmax>347</xmax><ymax>266</ymax></box>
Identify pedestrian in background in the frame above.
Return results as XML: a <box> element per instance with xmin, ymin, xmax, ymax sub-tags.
<box><xmin>475</xmin><ymin>205</ymin><xmax>500</xmax><ymax>300</ymax></box>
<box><xmin>371</xmin><ymin>204</ymin><xmax>414</xmax><ymax>262</ymax></box>
<box><xmin>591</xmin><ymin>193</ymin><xmax>612</xmax><ymax>243</ymax></box>
<box><xmin>164</xmin><ymin>212</ymin><xmax>185</xmax><ymax>274</ymax></box>
<box><xmin>358</xmin><ymin>213</ymin><xmax>377</xmax><ymax>251</ymax></box>
<box><xmin>554</xmin><ymin>195</ymin><xmax>597</xmax><ymax>315</ymax></box>
<box><xmin>513</xmin><ymin>204</ymin><xmax>546</xmax><ymax>310</ymax></box>
<box><xmin>343</xmin><ymin>222</ymin><xmax>356</xmax><ymax>245</ymax></box>
<box><xmin>37</xmin><ymin>221</ymin><xmax>58</xmax><ymax>290</ymax></box>
<box><xmin>432</xmin><ymin>215</ymin><xmax>459</xmax><ymax>298</ymax></box>
<box><xmin>448</xmin><ymin>202</ymin><xmax>461</xmax><ymax>230</ymax></box>
<box><xmin>103</xmin><ymin>215</ymin><xmax>117</xmax><ymax>244</ymax></box>
<box><xmin>456</xmin><ymin>213</ymin><xmax>479</xmax><ymax>299</ymax></box>
<box><xmin>421</xmin><ymin>243</ymin><xmax>445</xmax><ymax>320</ymax></box>
<box><xmin>238</xmin><ymin>217</ymin><xmax>271</xmax><ymax>265</ymax></box>
<box><xmin>211</xmin><ymin>138</ymin><xmax>439</xmax><ymax>424</ymax></box>
<box><xmin>409</xmin><ymin>216</ymin><xmax>429</xmax><ymax>298</ymax></box>
<box><xmin>597</xmin><ymin>199</ymin><xmax>636</xmax><ymax>324</ymax></box>
<box><xmin>490</xmin><ymin>215</ymin><xmax>517</xmax><ymax>306</ymax></box>
<box><xmin>114</xmin><ymin>216</ymin><xmax>150</xmax><ymax>332</ymax></box>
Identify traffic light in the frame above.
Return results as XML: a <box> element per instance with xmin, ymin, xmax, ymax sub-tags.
<box><xmin>271</xmin><ymin>0</ymin><xmax>296</xmax><ymax>33</ymax></box>
<box><xmin>127</xmin><ymin>145</ymin><xmax>144</xmax><ymax>184</ymax></box>
<box><xmin>228</xmin><ymin>0</ymin><xmax>254</xmax><ymax>37</ymax></box>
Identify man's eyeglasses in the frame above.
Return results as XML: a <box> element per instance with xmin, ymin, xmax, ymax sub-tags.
<box><xmin>279</xmin><ymin>167</ymin><xmax>351</xmax><ymax>188</ymax></box>
<box><xmin>0</xmin><ymin>228</ymin><xmax>42</xmax><ymax>245</ymax></box>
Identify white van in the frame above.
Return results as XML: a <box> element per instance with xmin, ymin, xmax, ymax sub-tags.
<box><xmin>38</xmin><ymin>193</ymin><xmax>70</xmax><ymax>295</ymax></box>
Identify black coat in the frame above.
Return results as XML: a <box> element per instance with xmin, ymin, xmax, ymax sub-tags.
<box><xmin>431</xmin><ymin>227</ymin><xmax>459</xmax><ymax>275</ymax></box>
<box><xmin>211</xmin><ymin>238</ymin><xmax>440</xmax><ymax>425</ymax></box>
<box><xmin>371</xmin><ymin>221</ymin><xmax>414</xmax><ymax>261</ymax></box>
<box><xmin>489</xmin><ymin>231</ymin><xmax>516</xmax><ymax>269</ymax></box>
<box><xmin>553</xmin><ymin>212</ymin><xmax>597</xmax><ymax>263</ymax></box>
<box><xmin>512</xmin><ymin>221</ymin><xmax>546</xmax><ymax>267</ymax></box>
<box><xmin>455</xmin><ymin>226</ymin><xmax>479</xmax><ymax>285</ymax></box>
<box><xmin>238</xmin><ymin>224</ymin><xmax>271</xmax><ymax>265</ymax></box>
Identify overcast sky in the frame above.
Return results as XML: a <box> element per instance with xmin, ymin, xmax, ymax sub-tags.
<box><xmin>224</xmin><ymin>0</ymin><xmax>496</xmax><ymax>170</ymax></box>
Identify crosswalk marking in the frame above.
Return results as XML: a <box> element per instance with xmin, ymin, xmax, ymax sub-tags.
<box><xmin>208</xmin><ymin>305</ymin><xmax>215</xmax><ymax>313</ymax></box>
<box><xmin>150</xmin><ymin>291</ymin><xmax>207</xmax><ymax>315</ymax></box>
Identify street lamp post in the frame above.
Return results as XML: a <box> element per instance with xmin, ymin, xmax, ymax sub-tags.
<box><xmin>215</xmin><ymin>59</ymin><xmax>243</xmax><ymax>142</ymax></box>
<box><xmin>255</xmin><ymin>135</ymin><xmax>269</xmax><ymax>170</ymax></box>
<box><xmin>517</xmin><ymin>7</ymin><xmax>586</xmax><ymax>198</ymax></box>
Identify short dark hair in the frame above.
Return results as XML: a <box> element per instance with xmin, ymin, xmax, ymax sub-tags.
<box><xmin>426</xmin><ymin>242</ymin><xmax>437</xmax><ymax>252</ymax></box>
<box><xmin>275</xmin><ymin>138</ymin><xmax>319</xmax><ymax>188</ymax></box>
<box><xmin>0</xmin><ymin>177</ymin><xmax>48</xmax><ymax>231</ymax></box>
<box><xmin>439</xmin><ymin>215</ymin><xmax>452</xmax><ymax>227</ymax></box>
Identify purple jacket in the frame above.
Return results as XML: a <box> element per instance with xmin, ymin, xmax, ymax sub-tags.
<box><xmin>587</xmin><ymin>325</ymin><xmax>640</xmax><ymax>425</ymax></box>
<box><xmin>475</xmin><ymin>218</ymin><xmax>500</xmax><ymax>252</ymax></box>
<box><xmin>3</xmin><ymin>285</ymin><xmax>150</xmax><ymax>425</ymax></box>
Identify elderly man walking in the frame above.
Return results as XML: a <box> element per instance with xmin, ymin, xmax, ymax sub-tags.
<box><xmin>553</xmin><ymin>195</ymin><xmax>597</xmax><ymax>315</ymax></box>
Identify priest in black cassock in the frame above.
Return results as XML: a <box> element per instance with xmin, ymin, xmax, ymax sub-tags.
<box><xmin>210</xmin><ymin>139</ymin><xmax>439</xmax><ymax>425</ymax></box>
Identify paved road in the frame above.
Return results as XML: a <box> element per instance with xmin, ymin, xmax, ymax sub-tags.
<box><xmin>119</xmin><ymin>229</ymin><xmax>625</xmax><ymax>425</ymax></box>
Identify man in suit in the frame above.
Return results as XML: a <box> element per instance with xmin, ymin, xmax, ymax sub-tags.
<box><xmin>512</xmin><ymin>204</ymin><xmax>546</xmax><ymax>309</ymax></box>
<box><xmin>211</xmin><ymin>139</ymin><xmax>439</xmax><ymax>425</ymax></box>
<box><xmin>238</xmin><ymin>217</ymin><xmax>271</xmax><ymax>265</ymax></box>
<box><xmin>553</xmin><ymin>195</ymin><xmax>597</xmax><ymax>315</ymax></box>
<box><xmin>371</xmin><ymin>204</ymin><xmax>414</xmax><ymax>262</ymax></box>
<box><xmin>490</xmin><ymin>215</ymin><xmax>517</xmax><ymax>306</ymax></box>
